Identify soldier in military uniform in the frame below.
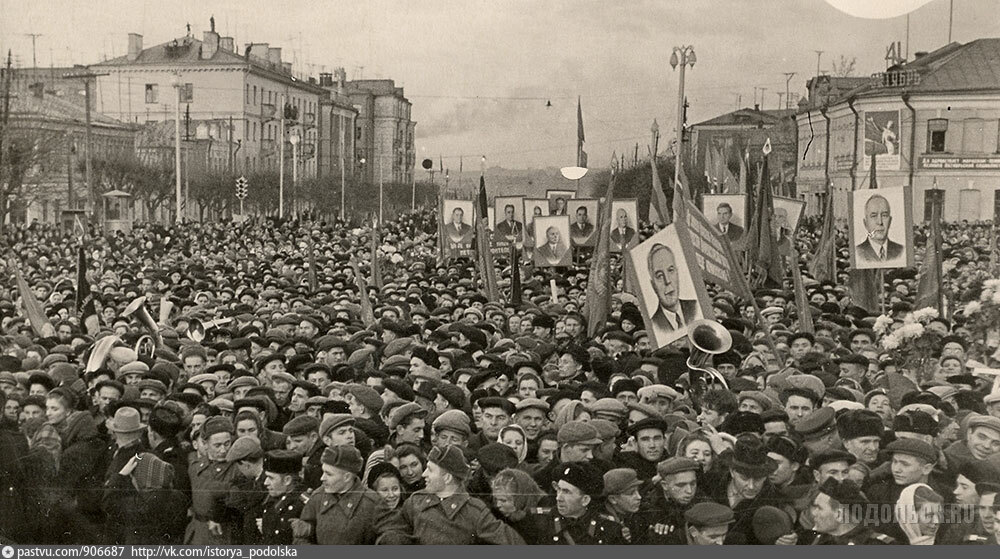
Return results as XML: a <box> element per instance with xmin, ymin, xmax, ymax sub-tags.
<box><xmin>185</xmin><ymin>417</ymin><xmax>240</xmax><ymax>544</ymax></box>
<box><xmin>810</xmin><ymin>478</ymin><xmax>896</xmax><ymax>545</ymax></box>
<box><xmin>376</xmin><ymin>445</ymin><xmax>525</xmax><ymax>544</ymax></box>
<box><xmin>535</xmin><ymin>462</ymin><xmax>627</xmax><ymax>545</ymax></box>
<box><xmin>260</xmin><ymin>450</ymin><xmax>309</xmax><ymax>544</ymax></box>
<box><xmin>292</xmin><ymin>445</ymin><xmax>383</xmax><ymax>544</ymax></box>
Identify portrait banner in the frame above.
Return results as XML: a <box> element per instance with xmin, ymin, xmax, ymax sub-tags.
<box><xmin>567</xmin><ymin>198</ymin><xmax>600</xmax><ymax>247</ymax></box>
<box><xmin>494</xmin><ymin>195</ymin><xmax>526</xmax><ymax>249</ymax></box>
<box><xmin>533</xmin><ymin>215</ymin><xmax>572</xmax><ymax>268</ymax></box>
<box><xmin>523</xmin><ymin>198</ymin><xmax>550</xmax><ymax>249</ymax></box>
<box><xmin>773</xmin><ymin>196</ymin><xmax>807</xmax><ymax>254</ymax></box>
<box><xmin>546</xmin><ymin>189</ymin><xmax>576</xmax><ymax>216</ymax></box>
<box><xmin>682</xmin><ymin>198</ymin><xmax>741</xmax><ymax>294</ymax></box>
<box><xmin>628</xmin><ymin>223</ymin><xmax>714</xmax><ymax>349</ymax></box>
<box><xmin>863</xmin><ymin>110</ymin><xmax>902</xmax><ymax>170</ymax></box>
<box><xmin>609</xmin><ymin>199</ymin><xmax>639</xmax><ymax>253</ymax></box>
<box><xmin>849</xmin><ymin>186</ymin><xmax>914</xmax><ymax>270</ymax></box>
<box><xmin>702</xmin><ymin>194</ymin><xmax>748</xmax><ymax>249</ymax></box>
<box><xmin>441</xmin><ymin>199</ymin><xmax>476</xmax><ymax>259</ymax></box>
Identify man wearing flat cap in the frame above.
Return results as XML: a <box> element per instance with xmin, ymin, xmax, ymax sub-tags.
<box><xmin>293</xmin><ymin>445</ymin><xmax>382</xmax><ymax>544</ymax></box>
<box><xmin>865</xmin><ymin>437</ymin><xmax>944</xmax><ymax>541</ymax></box>
<box><xmin>260</xmin><ymin>450</ymin><xmax>309</xmax><ymax>544</ymax></box>
<box><xmin>635</xmin><ymin>457</ymin><xmax>704</xmax><ymax>544</ymax></box>
<box><xmin>683</xmin><ymin>502</ymin><xmax>735</xmax><ymax>545</ymax></box>
<box><xmin>377</xmin><ymin>445</ymin><xmax>524</xmax><ymax>544</ymax></box>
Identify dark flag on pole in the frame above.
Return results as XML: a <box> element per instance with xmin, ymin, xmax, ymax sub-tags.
<box><xmin>916</xmin><ymin>192</ymin><xmax>943</xmax><ymax>314</ymax></box>
<box><xmin>476</xmin><ymin>175</ymin><xmax>500</xmax><ymax>302</ymax></box>
<box><xmin>584</xmin><ymin>175</ymin><xmax>616</xmax><ymax>337</ymax></box>
<box><xmin>848</xmin><ymin>153</ymin><xmax>881</xmax><ymax>312</ymax></box>
<box><xmin>76</xmin><ymin>247</ymin><xmax>100</xmax><ymax>335</ymax></box>
<box><xmin>809</xmin><ymin>191</ymin><xmax>837</xmax><ymax>283</ymax></box>
<box><xmin>307</xmin><ymin>232</ymin><xmax>318</xmax><ymax>293</ymax></box>
<box><xmin>744</xmin><ymin>139</ymin><xmax>784</xmax><ymax>288</ymax></box>
<box><xmin>15</xmin><ymin>267</ymin><xmax>55</xmax><ymax>338</ymax></box>
<box><xmin>509</xmin><ymin>244</ymin><xmax>522</xmax><ymax>307</ymax></box>
<box><xmin>577</xmin><ymin>97</ymin><xmax>587</xmax><ymax>169</ymax></box>
<box><xmin>350</xmin><ymin>258</ymin><xmax>377</xmax><ymax>327</ymax></box>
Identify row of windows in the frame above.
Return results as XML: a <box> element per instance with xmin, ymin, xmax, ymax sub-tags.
<box><xmin>926</xmin><ymin>118</ymin><xmax>1000</xmax><ymax>154</ymax></box>
<box><xmin>145</xmin><ymin>83</ymin><xmax>193</xmax><ymax>104</ymax></box>
<box><xmin>244</xmin><ymin>84</ymin><xmax>316</xmax><ymax>120</ymax></box>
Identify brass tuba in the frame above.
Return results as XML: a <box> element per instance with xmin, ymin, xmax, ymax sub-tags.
<box><xmin>122</xmin><ymin>296</ymin><xmax>163</xmax><ymax>350</ymax></box>
<box><xmin>685</xmin><ymin>319</ymin><xmax>732</xmax><ymax>397</ymax></box>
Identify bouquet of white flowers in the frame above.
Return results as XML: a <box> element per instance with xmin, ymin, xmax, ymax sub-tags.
<box><xmin>876</xmin><ymin>307</ymin><xmax>946</xmax><ymax>383</ymax></box>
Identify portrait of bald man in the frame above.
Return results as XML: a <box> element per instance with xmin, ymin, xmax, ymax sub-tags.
<box><xmin>855</xmin><ymin>194</ymin><xmax>904</xmax><ymax>264</ymax></box>
<box><xmin>644</xmin><ymin>242</ymin><xmax>700</xmax><ymax>339</ymax></box>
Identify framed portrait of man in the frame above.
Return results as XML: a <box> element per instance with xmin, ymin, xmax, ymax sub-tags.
<box><xmin>566</xmin><ymin>198</ymin><xmax>599</xmax><ymax>247</ymax></box>
<box><xmin>702</xmin><ymin>194</ymin><xmax>747</xmax><ymax>246</ymax></box>
<box><xmin>849</xmin><ymin>186</ymin><xmax>914</xmax><ymax>270</ymax></box>
<box><xmin>772</xmin><ymin>196</ymin><xmax>806</xmax><ymax>249</ymax></box>
<box><xmin>441</xmin><ymin>199</ymin><xmax>475</xmax><ymax>257</ymax></box>
<box><xmin>628</xmin><ymin>224</ymin><xmax>713</xmax><ymax>349</ymax></box>
<box><xmin>547</xmin><ymin>189</ymin><xmax>576</xmax><ymax>216</ymax></box>
<box><xmin>533</xmin><ymin>215</ymin><xmax>572</xmax><ymax>267</ymax></box>
<box><xmin>609</xmin><ymin>199</ymin><xmax>639</xmax><ymax>252</ymax></box>
<box><xmin>494</xmin><ymin>196</ymin><xmax>525</xmax><ymax>245</ymax></box>
<box><xmin>523</xmin><ymin>198</ymin><xmax>549</xmax><ymax>248</ymax></box>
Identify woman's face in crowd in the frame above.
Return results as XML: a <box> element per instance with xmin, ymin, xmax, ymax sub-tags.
<box><xmin>45</xmin><ymin>398</ymin><xmax>69</xmax><ymax>425</ymax></box>
<box><xmin>501</xmin><ymin>429</ymin><xmax>525</xmax><ymax>459</ymax></box>
<box><xmin>373</xmin><ymin>475</ymin><xmax>402</xmax><ymax>509</ymax></box>
<box><xmin>684</xmin><ymin>440</ymin><xmax>713</xmax><ymax>471</ymax></box>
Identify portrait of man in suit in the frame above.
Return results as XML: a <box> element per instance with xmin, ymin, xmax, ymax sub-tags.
<box><xmin>535</xmin><ymin>225</ymin><xmax>569</xmax><ymax>266</ymax></box>
<box><xmin>570</xmin><ymin>206</ymin><xmax>595</xmax><ymax>245</ymax></box>
<box><xmin>646</xmin><ymin>243</ymin><xmax>699</xmax><ymax>334</ymax></box>
<box><xmin>444</xmin><ymin>206</ymin><xmax>473</xmax><ymax>244</ymax></box>
<box><xmin>550</xmin><ymin>196</ymin><xmax>568</xmax><ymax>215</ymax></box>
<box><xmin>715</xmin><ymin>202</ymin><xmax>744</xmax><ymax>242</ymax></box>
<box><xmin>495</xmin><ymin>204</ymin><xmax>523</xmax><ymax>241</ymax></box>
<box><xmin>855</xmin><ymin>194</ymin><xmax>903</xmax><ymax>264</ymax></box>
<box><xmin>610</xmin><ymin>208</ymin><xmax>637</xmax><ymax>251</ymax></box>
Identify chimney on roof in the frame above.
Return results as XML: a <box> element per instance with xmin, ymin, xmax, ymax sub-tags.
<box><xmin>220</xmin><ymin>37</ymin><xmax>234</xmax><ymax>52</ymax></box>
<box><xmin>202</xmin><ymin>29</ymin><xmax>220</xmax><ymax>60</ymax></box>
<box><xmin>127</xmin><ymin>33</ymin><xmax>143</xmax><ymax>61</ymax></box>
<box><xmin>754</xmin><ymin>103</ymin><xmax>760</xmax><ymax>111</ymax></box>
<box><xmin>267</xmin><ymin>47</ymin><xmax>282</xmax><ymax>66</ymax></box>
<box><xmin>319</xmin><ymin>72</ymin><xmax>333</xmax><ymax>87</ymax></box>
<box><xmin>282</xmin><ymin>62</ymin><xmax>292</xmax><ymax>74</ymax></box>
<box><xmin>335</xmin><ymin>67</ymin><xmax>346</xmax><ymax>93</ymax></box>
<box><xmin>914</xmin><ymin>51</ymin><xmax>928</xmax><ymax>59</ymax></box>
<box><xmin>248</xmin><ymin>43</ymin><xmax>269</xmax><ymax>60</ymax></box>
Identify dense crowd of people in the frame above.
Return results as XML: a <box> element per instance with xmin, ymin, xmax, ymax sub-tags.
<box><xmin>0</xmin><ymin>208</ymin><xmax>999</xmax><ymax>546</ymax></box>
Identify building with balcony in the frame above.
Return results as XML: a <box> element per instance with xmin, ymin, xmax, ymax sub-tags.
<box><xmin>316</xmin><ymin>68</ymin><xmax>358</xmax><ymax>181</ymax></box>
<box><xmin>795</xmin><ymin>38</ymin><xmax>1000</xmax><ymax>221</ymax></box>
<box><xmin>91</xmin><ymin>19</ymin><xmax>326</xmax><ymax>180</ymax></box>
<box><xmin>346</xmin><ymin>79</ymin><xmax>415</xmax><ymax>185</ymax></box>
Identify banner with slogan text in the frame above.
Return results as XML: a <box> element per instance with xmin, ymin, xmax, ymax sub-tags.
<box><xmin>681</xmin><ymin>198</ymin><xmax>741</xmax><ymax>294</ymax></box>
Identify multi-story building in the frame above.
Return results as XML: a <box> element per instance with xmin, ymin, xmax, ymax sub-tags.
<box><xmin>795</xmin><ymin>38</ymin><xmax>1000</xmax><ymax>221</ymax></box>
<box><xmin>92</xmin><ymin>20</ymin><xmax>325</xmax><ymax>180</ymax></box>
<box><xmin>346</xmin><ymin>79</ymin><xmax>415</xmax><ymax>185</ymax></box>
<box><xmin>4</xmin><ymin>85</ymin><xmax>136</xmax><ymax>225</ymax></box>
<box><xmin>316</xmin><ymin>68</ymin><xmax>358</xmax><ymax>182</ymax></box>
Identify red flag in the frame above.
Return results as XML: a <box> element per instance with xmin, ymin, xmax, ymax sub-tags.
<box><xmin>744</xmin><ymin>147</ymin><xmax>784</xmax><ymax>288</ymax></box>
<box><xmin>76</xmin><ymin>247</ymin><xmax>100</xmax><ymax>335</ymax></box>
<box><xmin>808</xmin><ymin>192</ymin><xmax>837</xmax><ymax>283</ymax></box>
<box><xmin>509</xmin><ymin>244</ymin><xmax>522</xmax><ymax>307</ymax></box>
<box><xmin>791</xmin><ymin>247</ymin><xmax>815</xmax><ymax>333</ymax></box>
<box><xmin>916</xmin><ymin>193</ymin><xmax>943</xmax><ymax>314</ymax></box>
<box><xmin>350</xmin><ymin>258</ymin><xmax>377</xmax><ymax>327</ymax></box>
<box><xmin>584</xmin><ymin>176</ymin><xmax>616</xmax><ymax>337</ymax></box>
<box><xmin>15</xmin><ymin>268</ymin><xmax>55</xmax><ymax>338</ymax></box>
<box><xmin>849</xmin><ymin>153</ymin><xmax>881</xmax><ymax>312</ymax></box>
<box><xmin>649</xmin><ymin>149</ymin><xmax>670</xmax><ymax>227</ymax></box>
<box><xmin>476</xmin><ymin>175</ymin><xmax>500</xmax><ymax>302</ymax></box>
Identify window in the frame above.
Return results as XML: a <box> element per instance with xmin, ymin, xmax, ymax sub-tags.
<box><xmin>963</xmin><ymin>118</ymin><xmax>986</xmax><ymax>154</ymax></box>
<box><xmin>253</xmin><ymin>122</ymin><xmax>257</xmax><ymax>141</ymax></box>
<box><xmin>145</xmin><ymin>84</ymin><xmax>158</xmax><ymax>104</ymax></box>
<box><xmin>356</xmin><ymin>126</ymin><xmax>362</xmax><ymax>140</ymax></box>
<box><xmin>246</xmin><ymin>84</ymin><xmax>250</xmax><ymax>104</ymax></box>
<box><xmin>928</xmin><ymin>119</ymin><xmax>947</xmax><ymax>153</ymax></box>
<box><xmin>180</xmin><ymin>83</ymin><xmax>194</xmax><ymax>103</ymax></box>
<box><xmin>253</xmin><ymin>86</ymin><xmax>257</xmax><ymax>105</ymax></box>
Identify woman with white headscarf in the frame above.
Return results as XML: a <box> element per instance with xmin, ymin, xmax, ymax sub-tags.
<box><xmin>895</xmin><ymin>483</ymin><xmax>943</xmax><ymax>545</ymax></box>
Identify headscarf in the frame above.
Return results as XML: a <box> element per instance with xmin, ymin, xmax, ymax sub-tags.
<box><xmin>131</xmin><ymin>452</ymin><xmax>175</xmax><ymax>492</ymax></box>
<box><xmin>498</xmin><ymin>424</ymin><xmax>528</xmax><ymax>463</ymax></box>
<box><xmin>490</xmin><ymin>467</ymin><xmax>543</xmax><ymax>521</ymax></box>
<box><xmin>553</xmin><ymin>400</ymin><xmax>589</xmax><ymax>432</ymax></box>
<box><xmin>895</xmin><ymin>483</ymin><xmax>942</xmax><ymax>545</ymax></box>
<box><xmin>23</xmin><ymin>417</ymin><xmax>62</xmax><ymax>470</ymax></box>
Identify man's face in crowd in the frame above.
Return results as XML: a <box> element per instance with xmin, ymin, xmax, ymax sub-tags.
<box><xmin>810</xmin><ymin>493</ymin><xmax>842</xmax><ymax>535</ymax></box>
<box><xmin>661</xmin><ymin>470</ymin><xmax>697</xmax><ymax>505</ymax></box>
<box><xmin>555</xmin><ymin>481</ymin><xmax>589</xmax><ymax>518</ymax></box>
<box><xmin>480</xmin><ymin>407</ymin><xmax>510</xmax><ymax>439</ymax></box>
<box><xmin>814</xmin><ymin>460</ymin><xmax>850</xmax><ymax>484</ymax></box>
<box><xmin>184</xmin><ymin>355</ymin><xmax>206</xmax><ymax>377</ymax></box>
<box><xmin>890</xmin><ymin>453</ymin><xmax>933</xmax><ymax>486</ymax></box>
<box><xmin>515</xmin><ymin>408</ymin><xmax>545</xmax><ymax>439</ymax></box>
<box><xmin>396</xmin><ymin>453</ymin><xmax>423</xmax><ymax>485</ymax></box>
<box><xmin>969</xmin><ymin>427</ymin><xmax>1000</xmax><ymax>460</ymax></box>
<box><xmin>844</xmin><ymin>436</ymin><xmax>880</xmax><ymax>465</ymax></box>
<box><xmin>850</xmin><ymin>334</ymin><xmax>874</xmax><ymax>353</ymax></box>
<box><xmin>636</xmin><ymin>428</ymin><xmax>665</xmax><ymax>462</ymax></box>
<box><xmin>205</xmin><ymin>432</ymin><xmax>233</xmax><ymax>462</ymax></box>
<box><xmin>789</xmin><ymin>337</ymin><xmax>812</xmax><ymax>359</ymax></box>
<box><xmin>784</xmin><ymin>395</ymin><xmax>814</xmax><ymax>424</ymax></box>
<box><xmin>730</xmin><ymin>469</ymin><xmax>767</xmax><ymax>500</ymax></box>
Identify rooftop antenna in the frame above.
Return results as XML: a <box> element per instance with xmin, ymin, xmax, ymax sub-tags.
<box><xmin>814</xmin><ymin>50</ymin><xmax>824</xmax><ymax>76</ymax></box>
<box><xmin>782</xmin><ymin>72</ymin><xmax>796</xmax><ymax>109</ymax></box>
<box><xmin>24</xmin><ymin>33</ymin><xmax>42</xmax><ymax>68</ymax></box>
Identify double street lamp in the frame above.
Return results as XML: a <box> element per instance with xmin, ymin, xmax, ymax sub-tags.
<box><xmin>670</xmin><ymin>46</ymin><xmax>696</xmax><ymax>195</ymax></box>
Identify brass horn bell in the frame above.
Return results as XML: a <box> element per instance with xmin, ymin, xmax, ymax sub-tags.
<box><xmin>685</xmin><ymin>319</ymin><xmax>732</xmax><ymax>391</ymax></box>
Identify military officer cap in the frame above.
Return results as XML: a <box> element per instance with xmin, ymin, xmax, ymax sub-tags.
<box><xmin>684</xmin><ymin>502</ymin><xmax>735</xmax><ymax>528</ymax></box>
<box><xmin>226</xmin><ymin>435</ymin><xmax>263</xmax><ymax>462</ymax></box>
<box><xmin>556</xmin><ymin>462</ymin><xmax>604</xmax><ymax>498</ymax></box>
<box><xmin>428</xmin><ymin>444</ymin><xmax>471</xmax><ymax>480</ymax></box>
<box><xmin>282</xmin><ymin>415</ymin><xmax>320</xmax><ymax>437</ymax></box>
<box><xmin>321</xmin><ymin>444</ymin><xmax>363</xmax><ymax>474</ymax></box>
<box><xmin>884</xmin><ymin>438</ymin><xmax>937</xmax><ymax>464</ymax></box>
<box><xmin>793</xmin><ymin>407</ymin><xmax>837</xmax><ymax>440</ymax></box>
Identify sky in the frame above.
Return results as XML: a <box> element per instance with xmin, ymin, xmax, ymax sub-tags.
<box><xmin>2</xmin><ymin>0</ymin><xmax>998</xmax><ymax>170</ymax></box>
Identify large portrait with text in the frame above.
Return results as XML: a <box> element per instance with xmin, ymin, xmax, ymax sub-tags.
<box><xmin>533</xmin><ymin>215</ymin><xmax>572</xmax><ymax>267</ymax></box>
<box><xmin>494</xmin><ymin>196</ymin><xmax>525</xmax><ymax>246</ymax></box>
<box><xmin>441</xmin><ymin>199</ymin><xmax>475</xmax><ymax>258</ymax></box>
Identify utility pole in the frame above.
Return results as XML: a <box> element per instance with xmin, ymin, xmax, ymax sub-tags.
<box><xmin>24</xmin><ymin>34</ymin><xmax>42</xmax><ymax>68</ymax></box>
<box><xmin>279</xmin><ymin>93</ymin><xmax>285</xmax><ymax>219</ymax></box>
<box><xmin>776</xmin><ymin>92</ymin><xmax>785</xmax><ymax>111</ymax></box>
<box><xmin>759</xmin><ymin>87</ymin><xmax>767</xmax><ymax>109</ymax></box>
<box><xmin>814</xmin><ymin>50</ymin><xmax>824</xmax><ymax>76</ymax></box>
<box><xmin>62</xmin><ymin>66</ymin><xmax>108</xmax><ymax>222</ymax></box>
<box><xmin>948</xmin><ymin>0</ymin><xmax>954</xmax><ymax>43</ymax></box>
<box><xmin>783</xmin><ymin>72</ymin><xmax>796</xmax><ymax>109</ymax></box>
<box><xmin>339</xmin><ymin>112</ymin><xmax>346</xmax><ymax>221</ymax></box>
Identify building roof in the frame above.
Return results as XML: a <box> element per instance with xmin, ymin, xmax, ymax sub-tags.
<box><xmin>692</xmin><ymin>107</ymin><xmax>795</xmax><ymax>128</ymax></box>
<box><xmin>96</xmin><ymin>36</ymin><xmax>246</xmax><ymax>67</ymax></box>
<box><xmin>9</xmin><ymin>90</ymin><xmax>130</xmax><ymax>129</ymax></box>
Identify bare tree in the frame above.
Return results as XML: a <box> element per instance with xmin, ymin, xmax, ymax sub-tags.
<box><xmin>831</xmin><ymin>55</ymin><xmax>858</xmax><ymax>77</ymax></box>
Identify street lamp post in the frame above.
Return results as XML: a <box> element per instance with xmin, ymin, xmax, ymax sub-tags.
<box><xmin>670</xmin><ymin>45</ymin><xmax>696</xmax><ymax>198</ymax></box>
<box><xmin>289</xmin><ymin>132</ymin><xmax>300</xmax><ymax>216</ymax></box>
<box><xmin>171</xmin><ymin>74</ymin><xmax>183</xmax><ymax>224</ymax></box>
<box><xmin>278</xmin><ymin>94</ymin><xmax>286</xmax><ymax>219</ymax></box>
